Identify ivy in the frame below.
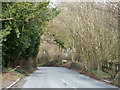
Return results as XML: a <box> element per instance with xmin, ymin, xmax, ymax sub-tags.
<box><xmin>2</xmin><ymin>2</ymin><xmax>59</xmax><ymax>67</ymax></box>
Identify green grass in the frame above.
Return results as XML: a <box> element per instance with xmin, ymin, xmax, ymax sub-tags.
<box><xmin>37</xmin><ymin>63</ymin><xmax>46</xmax><ymax>66</ymax></box>
<box><xmin>91</xmin><ymin>70</ymin><xmax>111</xmax><ymax>78</ymax></box>
<box><xmin>112</xmin><ymin>80</ymin><xmax>118</xmax><ymax>85</ymax></box>
<box><xmin>16</xmin><ymin>69</ymin><xmax>26</xmax><ymax>74</ymax></box>
<box><xmin>2</xmin><ymin>68</ymin><xmax>24</xmax><ymax>80</ymax></box>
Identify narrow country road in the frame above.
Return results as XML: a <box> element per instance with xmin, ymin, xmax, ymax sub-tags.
<box><xmin>22</xmin><ymin>67</ymin><xmax>118</xmax><ymax>89</ymax></box>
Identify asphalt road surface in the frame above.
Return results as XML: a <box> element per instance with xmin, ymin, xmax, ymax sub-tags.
<box><xmin>22</xmin><ymin>67</ymin><xmax>118</xmax><ymax>89</ymax></box>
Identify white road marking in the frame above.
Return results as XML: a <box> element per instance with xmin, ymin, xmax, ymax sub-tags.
<box><xmin>61</xmin><ymin>79</ymin><xmax>70</xmax><ymax>85</ymax></box>
<box><xmin>61</xmin><ymin>78</ymin><xmax>77</xmax><ymax>89</ymax></box>
<box><xmin>6</xmin><ymin>78</ymin><xmax>21</xmax><ymax>90</ymax></box>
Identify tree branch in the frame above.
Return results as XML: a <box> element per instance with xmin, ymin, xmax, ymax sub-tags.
<box><xmin>0</xmin><ymin>18</ymin><xmax>14</xmax><ymax>21</ymax></box>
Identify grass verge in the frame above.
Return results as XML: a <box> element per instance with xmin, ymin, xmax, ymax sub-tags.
<box><xmin>1</xmin><ymin>68</ymin><xmax>25</xmax><ymax>88</ymax></box>
<box><xmin>64</xmin><ymin>61</ymin><xmax>120</xmax><ymax>87</ymax></box>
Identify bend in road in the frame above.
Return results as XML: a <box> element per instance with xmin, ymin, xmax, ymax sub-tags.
<box><xmin>22</xmin><ymin>67</ymin><xmax>118</xmax><ymax>89</ymax></box>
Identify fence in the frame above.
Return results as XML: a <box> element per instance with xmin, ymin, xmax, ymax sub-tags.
<box><xmin>102</xmin><ymin>61</ymin><xmax>120</xmax><ymax>78</ymax></box>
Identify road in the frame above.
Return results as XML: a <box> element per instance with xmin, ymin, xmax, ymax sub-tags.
<box><xmin>22</xmin><ymin>67</ymin><xmax>118</xmax><ymax>89</ymax></box>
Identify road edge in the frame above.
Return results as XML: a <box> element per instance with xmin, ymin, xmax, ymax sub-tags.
<box><xmin>5</xmin><ymin>78</ymin><xmax>21</xmax><ymax>90</ymax></box>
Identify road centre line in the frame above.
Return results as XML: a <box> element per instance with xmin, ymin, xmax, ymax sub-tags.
<box><xmin>61</xmin><ymin>78</ymin><xmax>77</xmax><ymax>89</ymax></box>
<box><xmin>61</xmin><ymin>79</ymin><xmax>70</xmax><ymax>85</ymax></box>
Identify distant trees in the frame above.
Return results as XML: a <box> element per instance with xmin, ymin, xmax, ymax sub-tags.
<box><xmin>2</xmin><ymin>2</ymin><xmax>59</xmax><ymax>67</ymax></box>
<box><xmin>43</xmin><ymin>2</ymin><xmax>118</xmax><ymax>71</ymax></box>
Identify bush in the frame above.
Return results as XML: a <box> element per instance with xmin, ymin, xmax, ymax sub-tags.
<box><xmin>43</xmin><ymin>60</ymin><xmax>60</xmax><ymax>66</ymax></box>
<box><xmin>70</xmin><ymin>62</ymin><xmax>86</xmax><ymax>71</ymax></box>
<box><xmin>2</xmin><ymin>2</ymin><xmax>60</xmax><ymax>68</ymax></box>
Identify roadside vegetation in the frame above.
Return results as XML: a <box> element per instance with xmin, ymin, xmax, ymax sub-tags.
<box><xmin>1</xmin><ymin>2</ymin><xmax>59</xmax><ymax>88</ymax></box>
<box><xmin>2</xmin><ymin>68</ymin><xmax>24</xmax><ymax>88</ymax></box>
<box><xmin>1</xmin><ymin>1</ymin><xmax>120</xmax><ymax>88</ymax></box>
<box><xmin>38</xmin><ymin>2</ymin><xmax>120</xmax><ymax>87</ymax></box>
<box><xmin>2</xmin><ymin>2</ymin><xmax>59</xmax><ymax>69</ymax></box>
